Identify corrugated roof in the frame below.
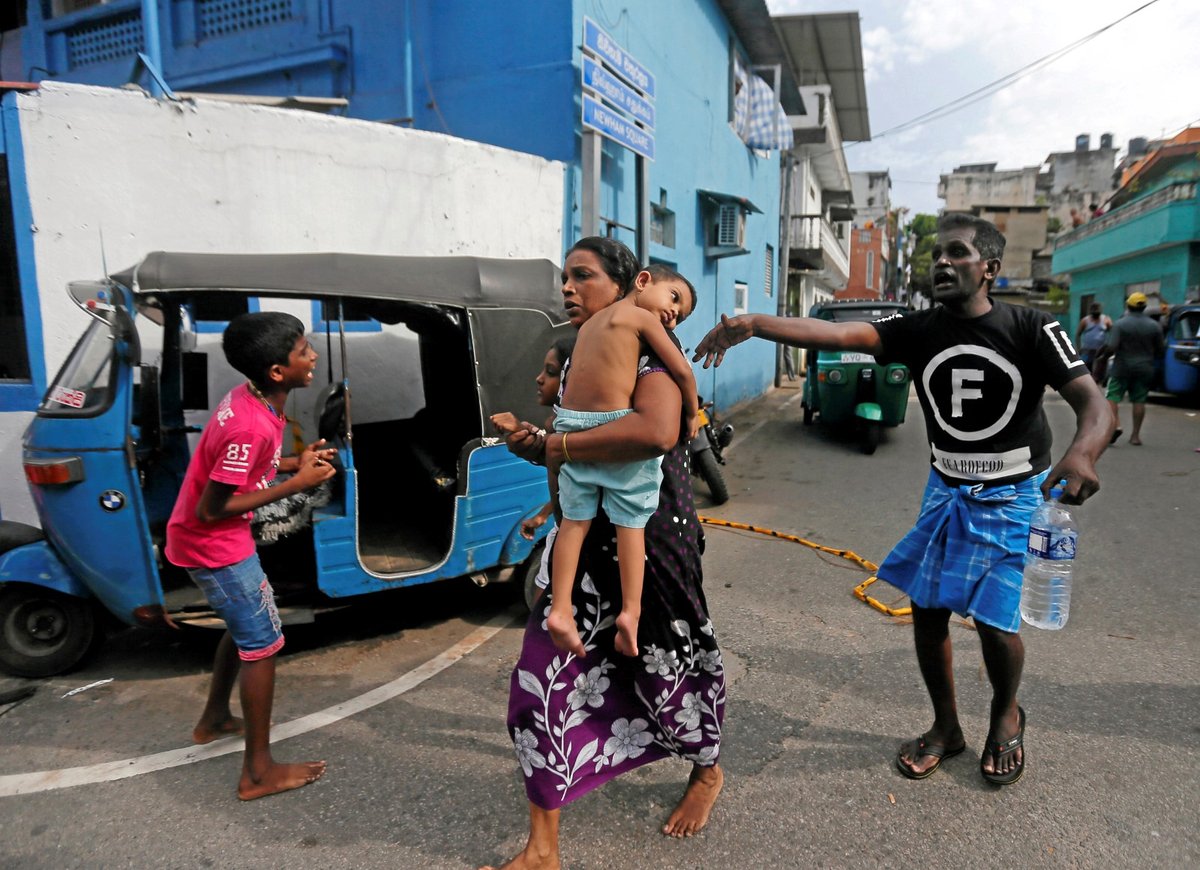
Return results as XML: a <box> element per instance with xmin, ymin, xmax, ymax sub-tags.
<box><xmin>771</xmin><ymin>13</ymin><xmax>870</xmax><ymax>142</ymax></box>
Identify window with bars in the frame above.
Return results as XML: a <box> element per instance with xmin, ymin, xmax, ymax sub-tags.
<box><xmin>199</xmin><ymin>0</ymin><xmax>296</xmax><ymax>39</ymax></box>
<box><xmin>764</xmin><ymin>244</ymin><xmax>774</xmax><ymax>296</ymax></box>
<box><xmin>66</xmin><ymin>11</ymin><xmax>143</xmax><ymax>68</ymax></box>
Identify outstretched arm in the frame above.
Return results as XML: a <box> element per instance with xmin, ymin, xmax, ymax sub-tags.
<box><xmin>692</xmin><ymin>313</ymin><xmax>883</xmax><ymax>368</ymax></box>
<box><xmin>1043</xmin><ymin>374</ymin><xmax>1112</xmax><ymax>504</ymax></box>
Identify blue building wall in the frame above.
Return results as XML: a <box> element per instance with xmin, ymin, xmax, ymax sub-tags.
<box><xmin>21</xmin><ymin>0</ymin><xmax>784</xmax><ymax>409</ymax></box>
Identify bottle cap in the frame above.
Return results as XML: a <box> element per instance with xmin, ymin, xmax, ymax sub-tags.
<box><xmin>1049</xmin><ymin>486</ymin><xmax>1064</xmax><ymax>501</ymax></box>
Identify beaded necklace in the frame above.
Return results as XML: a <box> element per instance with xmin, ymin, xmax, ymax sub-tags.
<box><xmin>245</xmin><ymin>380</ymin><xmax>283</xmax><ymax>420</ymax></box>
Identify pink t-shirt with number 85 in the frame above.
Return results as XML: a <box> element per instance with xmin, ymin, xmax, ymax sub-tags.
<box><xmin>166</xmin><ymin>384</ymin><xmax>286</xmax><ymax>569</ymax></box>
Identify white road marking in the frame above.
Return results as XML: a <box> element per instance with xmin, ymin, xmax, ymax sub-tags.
<box><xmin>0</xmin><ymin>613</ymin><xmax>514</xmax><ymax>798</ymax></box>
<box><xmin>722</xmin><ymin>390</ymin><xmax>803</xmax><ymax>457</ymax></box>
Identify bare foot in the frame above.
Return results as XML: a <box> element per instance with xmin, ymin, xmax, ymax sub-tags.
<box><xmin>238</xmin><ymin>760</ymin><xmax>327</xmax><ymax>800</ymax></box>
<box><xmin>1130</xmin><ymin>436</ymin><xmax>1142</xmax><ymax>446</ymax></box>
<box><xmin>662</xmin><ymin>764</ymin><xmax>723</xmax><ymax>838</ymax></box>
<box><xmin>545</xmin><ymin>609</ymin><xmax>585</xmax><ymax>658</ymax></box>
<box><xmin>478</xmin><ymin>844</ymin><xmax>560</xmax><ymax>870</ymax></box>
<box><xmin>614</xmin><ymin>611</ymin><xmax>639</xmax><ymax>657</ymax></box>
<box><xmin>192</xmin><ymin>715</ymin><xmax>244</xmax><ymax>745</ymax></box>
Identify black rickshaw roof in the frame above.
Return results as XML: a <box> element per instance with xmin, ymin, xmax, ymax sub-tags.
<box><xmin>114</xmin><ymin>251</ymin><xmax>566</xmax><ymax>321</ymax></box>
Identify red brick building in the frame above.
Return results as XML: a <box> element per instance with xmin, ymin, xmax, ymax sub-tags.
<box><xmin>840</xmin><ymin>223</ymin><xmax>888</xmax><ymax>299</ymax></box>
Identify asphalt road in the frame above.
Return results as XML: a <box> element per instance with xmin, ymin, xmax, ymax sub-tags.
<box><xmin>1</xmin><ymin>382</ymin><xmax>1197</xmax><ymax>869</ymax></box>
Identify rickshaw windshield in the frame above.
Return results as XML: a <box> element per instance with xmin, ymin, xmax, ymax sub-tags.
<box><xmin>1170</xmin><ymin>310</ymin><xmax>1200</xmax><ymax>340</ymax></box>
<box><xmin>37</xmin><ymin>319</ymin><xmax>118</xmax><ymax>417</ymax></box>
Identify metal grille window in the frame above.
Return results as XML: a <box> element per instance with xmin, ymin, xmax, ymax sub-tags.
<box><xmin>199</xmin><ymin>0</ymin><xmax>295</xmax><ymax>38</ymax></box>
<box><xmin>66</xmin><ymin>11</ymin><xmax>142</xmax><ymax>67</ymax></box>
<box><xmin>764</xmin><ymin>244</ymin><xmax>774</xmax><ymax>296</ymax></box>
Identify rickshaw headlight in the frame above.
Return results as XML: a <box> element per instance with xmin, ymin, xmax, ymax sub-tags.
<box><xmin>826</xmin><ymin>368</ymin><xmax>845</xmax><ymax>384</ymax></box>
<box><xmin>886</xmin><ymin>367</ymin><xmax>908</xmax><ymax>384</ymax></box>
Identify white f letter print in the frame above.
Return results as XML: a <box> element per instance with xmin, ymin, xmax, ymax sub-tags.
<box><xmin>950</xmin><ymin>368</ymin><xmax>985</xmax><ymax>417</ymax></box>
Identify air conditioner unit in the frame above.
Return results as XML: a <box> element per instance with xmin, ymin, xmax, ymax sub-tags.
<box><xmin>715</xmin><ymin>204</ymin><xmax>746</xmax><ymax>248</ymax></box>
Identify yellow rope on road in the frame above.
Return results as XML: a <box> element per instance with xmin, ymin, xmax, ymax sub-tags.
<box><xmin>697</xmin><ymin>515</ymin><xmax>913</xmax><ymax>618</ymax></box>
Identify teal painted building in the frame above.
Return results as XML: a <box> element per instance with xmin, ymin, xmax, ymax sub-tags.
<box><xmin>1051</xmin><ymin>132</ymin><xmax>1200</xmax><ymax>334</ymax></box>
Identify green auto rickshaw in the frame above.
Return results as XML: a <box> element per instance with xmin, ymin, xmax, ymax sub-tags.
<box><xmin>801</xmin><ymin>299</ymin><xmax>911</xmax><ymax>454</ymax></box>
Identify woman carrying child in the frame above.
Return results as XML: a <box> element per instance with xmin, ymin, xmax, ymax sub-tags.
<box><xmin>482</xmin><ymin>238</ymin><xmax>725</xmax><ymax>870</ymax></box>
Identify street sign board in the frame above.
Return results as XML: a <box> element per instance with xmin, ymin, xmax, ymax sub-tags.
<box><xmin>583</xmin><ymin>17</ymin><xmax>656</xmax><ymax>99</ymax></box>
<box><xmin>582</xmin><ymin>94</ymin><xmax>654</xmax><ymax>161</ymax></box>
<box><xmin>582</xmin><ymin>56</ymin><xmax>655</xmax><ymax>129</ymax></box>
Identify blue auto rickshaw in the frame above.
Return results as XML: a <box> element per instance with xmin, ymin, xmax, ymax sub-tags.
<box><xmin>1158</xmin><ymin>302</ymin><xmax>1200</xmax><ymax>399</ymax></box>
<box><xmin>0</xmin><ymin>252</ymin><xmax>569</xmax><ymax>677</ymax></box>
<box><xmin>800</xmin><ymin>299</ymin><xmax>911</xmax><ymax>454</ymax></box>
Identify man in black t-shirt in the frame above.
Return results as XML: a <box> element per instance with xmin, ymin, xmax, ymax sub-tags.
<box><xmin>693</xmin><ymin>213</ymin><xmax>1112</xmax><ymax>787</ymax></box>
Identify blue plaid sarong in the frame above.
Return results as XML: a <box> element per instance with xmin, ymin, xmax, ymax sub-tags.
<box><xmin>877</xmin><ymin>469</ymin><xmax>1048</xmax><ymax>632</ymax></box>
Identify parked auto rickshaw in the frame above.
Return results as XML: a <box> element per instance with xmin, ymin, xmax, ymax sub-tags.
<box><xmin>0</xmin><ymin>252</ymin><xmax>570</xmax><ymax>677</ymax></box>
<box><xmin>800</xmin><ymin>299</ymin><xmax>911</xmax><ymax>454</ymax></box>
<box><xmin>1157</xmin><ymin>302</ymin><xmax>1200</xmax><ymax>399</ymax></box>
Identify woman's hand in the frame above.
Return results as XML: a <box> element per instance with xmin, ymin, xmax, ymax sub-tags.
<box><xmin>493</xmin><ymin>413</ymin><xmax>548</xmax><ymax>464</ymax></box>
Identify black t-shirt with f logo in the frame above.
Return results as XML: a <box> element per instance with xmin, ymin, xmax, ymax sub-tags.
<box><xmin>873</xmin><ymin>299</ymin><xmax>1088</xmax><ymax>486</ymax></box>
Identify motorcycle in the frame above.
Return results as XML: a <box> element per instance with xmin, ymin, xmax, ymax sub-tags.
<box><xmin>689</xmin><ymin>397</ymin><xmax>734</xmax><ymax>505</ymax></box>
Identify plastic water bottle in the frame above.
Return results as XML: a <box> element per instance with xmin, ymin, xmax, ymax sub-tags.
<box><xmin>1020</xmin><ymin>488</ymin><xmax>1078</xmax><ymax>630</ymax></box>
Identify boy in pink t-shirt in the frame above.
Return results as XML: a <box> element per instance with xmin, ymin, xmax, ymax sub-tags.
<box><xmin>166</xmin><ymin>311</ymin><xmax>335</xmax><ymax>800</ymax></box>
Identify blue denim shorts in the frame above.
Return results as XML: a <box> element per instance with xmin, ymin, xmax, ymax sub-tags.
<box><xmin>187</xmin><ymin>553</ymin><xmax>285</xmax><ymax>661</ymax></box>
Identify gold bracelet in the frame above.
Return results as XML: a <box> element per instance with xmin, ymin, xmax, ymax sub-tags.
<box><xmin>561</xmin><ymin>432</ymin><xmax>572</xmax><ymax>463</ymax></box>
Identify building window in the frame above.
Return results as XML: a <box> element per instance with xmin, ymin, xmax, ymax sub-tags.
<box><xmin>764</xmin><ymin>245</ymin><xmax>774</xmax><ymax>296</ymax></box>
<box><xmin>733</xmin><ymin>281</ymin><xmax>748</xmax><ymax>315</ymax></box>
<box><xmin>858</xmin><ymin>231</ymin><xmax>871</xmax><ymax>244</ymax></box>
<box><xmin>1126</xmin><ymin>280</ymin><xmax>1162</xmax><ymax>312</ymax></box>
<box><xmin>66</xmin><ymin>9</ymin><xmax>143</xmax><ymax>68</ymax></box>
<box><xmin>0</xmin><ymin>158</ymin><xmax>29</xmax><ymax>381</ymax></box>
<box><xmin>866</xmin><ymin>252</ymin><xmax>875</xmax><ymax>291</ymax></box>
<box><xmin>199</xmin><ymin>0</ymin><xmax>297</xmax><ymax>40</ymax></box>
<box><xmin>651</xmin><ymin>189</ymin><xmax>676</xmax><ymax>248</ymax></box>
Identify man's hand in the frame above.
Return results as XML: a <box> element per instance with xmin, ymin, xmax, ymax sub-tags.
<box><xmin>692</xmin><ymin>313</ymin><xmax>755</xmax><ymax>368</ymax></box>
<box><xmin>683</xmin><ymin>410</ymin><xmax>700</xmax><ymax>443</ymax></box>
<box><xmin>1042</xmin><ymin>448</ymin><xmax>1100</xmax><ymax>505</ymax></box>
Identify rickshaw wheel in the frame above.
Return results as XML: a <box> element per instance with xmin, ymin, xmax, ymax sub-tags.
<box><xmin>521</xmin><ymin>542</ymin><xmax>547</xmax><ymax>613</ymax></box>
<box><xmin>0</xmin><ymin>584</ymin><xmax>97</xmax><ymax>678</ymax></box>
<box><xmin>861</xmin><ymin>421</ymin><xmax>881</xmax><ymax>455</ymax></box>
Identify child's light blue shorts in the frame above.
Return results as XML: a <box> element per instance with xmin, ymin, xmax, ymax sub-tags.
<box><xmin>554</xmin><ymin>406</ymin><xmax>663</xmax><ymax>529</ymax></box>
<box><xmin>187</xmin><ymin>553</ymin><xmax>285</xmax><ymax>661</ymax></box>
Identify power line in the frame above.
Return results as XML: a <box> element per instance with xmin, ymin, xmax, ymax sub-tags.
<box><xmin>843</xmin><ymin>0</ymin><xmax>1163</xmax><ymax>151</ymax></box>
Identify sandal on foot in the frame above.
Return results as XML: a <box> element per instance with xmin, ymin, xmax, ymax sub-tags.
<box><xmin>895</xmin><ymin>735</ymin><xmax>965</xmax><ymax>780</ymax></box>
<box><xmin>981</xmin><ymin>706</ymin><xmax>1026</xmax><ymax>786</ymax></box>
<box><xmin>1110</xmin><ymin>428</ymin><xmax>1123</xmax><ymax>445</ymax></box>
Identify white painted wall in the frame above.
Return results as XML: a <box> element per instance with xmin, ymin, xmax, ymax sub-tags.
<box><xmin>1</xmin><ymin>82</ymin><xmax>565</xmax><ymax>522</ymax></box>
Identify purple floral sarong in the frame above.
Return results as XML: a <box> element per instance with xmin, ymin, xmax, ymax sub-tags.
<box><xmin>505</xmin><ymin>440</ymin><xmax>726</xmax><ymax>809</ymax></box>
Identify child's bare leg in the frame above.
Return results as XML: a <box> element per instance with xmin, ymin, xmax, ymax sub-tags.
<box><xmin>236</xmin><ymin>654</ymin><xmax>326</xmax><ymax>800</ymax></box>
<box><xmin>478</xmin><ymin>802</ymin><xmax>561</xmax><ymax>870</ymax></box>
<box><xmin>613</xmin><ymin>526</ymin><xmax>645</xmax><ymax>657</ymax></box>
<box><xmin>193</xmin><ymin>631</ymin><xmax>244</xmax><ymax>744</ymax></box>
<box><xmin>547</xmin><ymin>519</ymin><xmax>589</xmax><ymax>658</ymax></box>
